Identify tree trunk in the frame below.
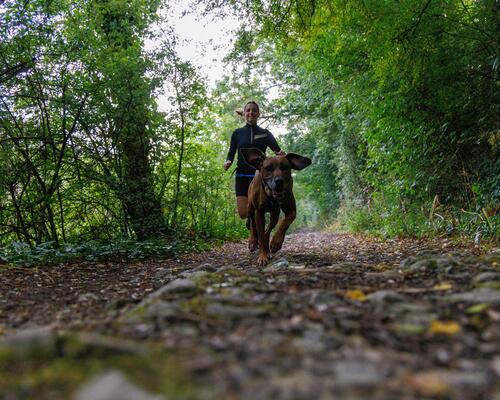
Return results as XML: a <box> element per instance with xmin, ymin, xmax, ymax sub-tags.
<box><xmin>95</xmin><ymin>0</ymin><xmax>164</xmax><ymax>240</ymax></box>
<box><xmin>172</xmin><ymin>74</ymin><xmax>186</xmax><ymax>228</ymax></box>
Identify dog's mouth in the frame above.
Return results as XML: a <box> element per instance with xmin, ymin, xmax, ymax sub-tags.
<box><xmin>272</xmin><ymin>190</ymin><xmax>286</xmax><ymax>200</ymax></box>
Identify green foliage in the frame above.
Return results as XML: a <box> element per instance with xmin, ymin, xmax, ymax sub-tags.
<box><xmin>0</xmin><ymin>0</ymin><xmax>164</xmax><ymax>242</ymax></box>
<box><xmin>0</xmin><ymin>0</ymin><xmax>249</xmax><ymax>254</ymax></box>
<box><xmin>339</xmin><ymin>193</ymin><xmax>431</xmax><ymax>238</ymax></box>
<box><xmin>216</xmin><ymin>0</ymin><xmax>500</xmax><ymax>240</ymax></box>
<box><xmin>1</xmin><ymin>0</ymin><xmax>497</xmax><ymax>258</ymax></box>
<box><xmin>0</xmin><ymin>232</ymin><xmax>244</xmax><ymax>267</ymax></box>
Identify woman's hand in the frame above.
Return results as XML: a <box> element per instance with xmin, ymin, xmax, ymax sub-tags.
<box><xmin>275</xmin><ymin>150</ymin><xmax>286</xmax><ymax>156</ymax></box>
<box><xmin>223</xmin><ymin>160</ymin><xmax>232</xmax><ymax>170</ymax></box>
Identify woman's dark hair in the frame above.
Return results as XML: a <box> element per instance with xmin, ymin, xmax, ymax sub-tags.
<box><xmin>235</xmin><ymin>101</ymin><xmax>260</xmax><ymax>116</ymax></box>
<box><xmin>243</xmin><ymin>101</ymin><xmax>260</xmax><ymax>112</ymax></box>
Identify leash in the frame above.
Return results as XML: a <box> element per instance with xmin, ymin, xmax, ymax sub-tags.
<box><xmin>229</xmin><ymin>167</ymin><xmax>278</xmax><ymax>207</ymax></box>
<box><xmin>229</xmin><ymin>167</ymin><xmax>256</xmax><ymax>179</ymax></box>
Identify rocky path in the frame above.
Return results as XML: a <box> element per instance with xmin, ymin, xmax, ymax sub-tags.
<box><xmin>0</xmin><ymin>232</ymin><xmax>499</xmax><ymax>399</ymax></box>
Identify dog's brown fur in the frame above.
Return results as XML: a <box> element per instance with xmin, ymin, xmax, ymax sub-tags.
<box><xmin>241</xmin><ymin>148</ymin><xmax>311</xmax><ymax>266</ymax></box>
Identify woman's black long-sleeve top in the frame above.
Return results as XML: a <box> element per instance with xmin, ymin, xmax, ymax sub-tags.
<box><xmin>226</xmin><ymin>123</ymin><xmax>281</xmax><ymax>175</ymax></box>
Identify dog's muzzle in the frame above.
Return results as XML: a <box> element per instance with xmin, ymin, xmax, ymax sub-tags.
<box><xmin>272</xmin><ymin>177</ymin><xmax>284</xmax><ymax>191</ymax></box>
<box><xmin>264</xmin><ymin>177</ymin><xmax>286</xmax><ymax>200</ymax></box>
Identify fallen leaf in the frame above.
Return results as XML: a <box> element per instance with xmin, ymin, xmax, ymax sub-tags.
<box><xmin>290</xmin><ymin>315</ymin><xmax>304</xmax><ymax>326</ymax></box>
<box><xmin>306</xmin><ymin>308</ymin><xmax>322</xmax><ymax>321</ymax></box>
<box><xmin>405</xmin><ymin>372</ymin><xmax>450</xmax><ymax>396</ymax></box>
<box><xmin>374</xmin><ymin>263</ymin><xmax>391</xmax><ymax>272</ymax></box>
<box><xmin>344</xmin><ymin>289</ymin><xmax>367</xmax><ymax>302</ymax></box>
<box><xmin>465</xmin><ymin>303</ymin><xmax>489</xmax><ymax>314</ymax></box>
<box><xmin>487</xmin><ymin>309</ymin><xmax>500</xmax><ymax>322</ymax></box>
<box><xmin>392</xmin><ymin>323</ymin><xmax>426</xmax><ymax>334</ymax></box>
<box><xmin>433</xmin><ymin>282</ymin><xmax>452</xmax><ymax>291</ymax></box>
<box><xmin>428</xmin><ymin>320</ymin><xmax>461</xmax><ymax>335</ymax></box>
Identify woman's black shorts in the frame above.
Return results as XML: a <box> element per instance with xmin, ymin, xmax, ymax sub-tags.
<box><xmin>235</xmin><ymin>175</ymin><xmax>255</xmax><ymax>197</ymax></box>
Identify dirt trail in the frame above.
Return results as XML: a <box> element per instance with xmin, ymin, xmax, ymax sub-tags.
<box><xmin>1</xmin><ymin>232</ymin><xmax>499</xmax><ymax>399</ymax></box>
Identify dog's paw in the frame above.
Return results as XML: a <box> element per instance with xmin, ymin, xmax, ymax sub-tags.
<box><xmin>248</xmin><ymin>237</ymin><xmax>258</xmax><ymax>252</ymax></box>
<box><xmin>257</xmin><ymin>253</ymin><xmax>270</xmax><ymax>267</ymax></box>
<box><xmin>270</xmin><ymin>236</ymin><xmax>284</xmax><ymax>253</ymax></box>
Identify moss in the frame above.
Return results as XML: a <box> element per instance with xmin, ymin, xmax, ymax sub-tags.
<box><xmin>194</xmin><ymin>268</ymin><xmax>263</xmax><ymax>290</ymax></box>
<box><xmin>180</xmin><ymin>297</ymin><xmax>209</xmax><ymax>315</ymax></box>
<box><xmin>0</xmin><ymin>335</ymin><xmax>204</xmax><ymax>399</ymax></box>
<box><xmin>192</xmin><ymin>274</ymin><xmax>215</xmax><ymax>288</ymax></box>
<box><xmin>483</xmin><ymin>253</ymin><xmax>500</xmax><ymax>267</ymax></box>
<box><xmin>475</xmin><ymin>281</ymin><xmax>500</xmax><ymax>290</ymax></box>
<box><xmin>0</xmin><ymin>347</ymin><xmax>13</xmax><ymax>363</ymax></box>
<box><xmin>123</xmin><ymin>302</ymin><xmax>148</xmax><ymax>318</ymax></box>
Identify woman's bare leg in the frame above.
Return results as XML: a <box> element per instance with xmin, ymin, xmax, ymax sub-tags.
<box><xmin>236</xmin><ymin>196</ymin><xmax>248</xmax><ymax>219</ymax></box>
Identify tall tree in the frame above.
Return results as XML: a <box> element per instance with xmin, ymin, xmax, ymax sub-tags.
<box><xmin>89</xmin><ymin>0</ymin><xmax>165</xmax><ymax>239</ymax></box>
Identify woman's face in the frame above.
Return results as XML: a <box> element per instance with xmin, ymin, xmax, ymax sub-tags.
<box><xmin>244</xmin><ymin>103</ymin><xmax>260</xmax><ymax>125</ymax></box>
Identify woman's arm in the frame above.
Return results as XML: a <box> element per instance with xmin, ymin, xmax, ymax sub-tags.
<box><xmin>267</xmin><ymin>131</ymin><xmax>285</xmax><ymax>155</ymax></box>
<box><xmin>224</xmin><ymin>130</ymin><xmax>237</xmax><ymax>170</ymax></box>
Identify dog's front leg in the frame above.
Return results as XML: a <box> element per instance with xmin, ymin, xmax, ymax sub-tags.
<box><xmin>265</xmin><ymin>208</ymin><xmax>279</xmax><ymax>242</ymax></box>
<box><xmin>270</xmin><ymin>200</ymin><xmax>296</xmax><ymax>253</ymax></box>
<box><xmin>255</xmin><ymin>209</ymin><xmax>270</xmax><ymax>266</ymax></box>
<box><xmin>248</xmin><ymin>214</ymin><xmax>258</xmax><ymax>252</ymax></box>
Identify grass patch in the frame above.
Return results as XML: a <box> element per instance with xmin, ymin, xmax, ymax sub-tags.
<box><xmin>336</xmin><ymin>195</ymin><xmax>499</xmax><ymax>244</ymax></box>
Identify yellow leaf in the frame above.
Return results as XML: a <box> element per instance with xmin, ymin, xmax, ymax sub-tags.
<box><xmin>433</xmin><ymin>282</ymin><xmax>452</xmax><ymax>291</ymax></box>
<box><xmin>428</xmin><ymin>320</ymin><xmax>461</xmax><ymax>335</ymax></box>
<box><xmin>374</xmin><ymin>263</ymin><xmax>391</xmax><ymax>272</ymax></box>
<box><xmin>345</xmin><ymin>289</ymin><xmax>366</xmax><ymax>302</ymax></box>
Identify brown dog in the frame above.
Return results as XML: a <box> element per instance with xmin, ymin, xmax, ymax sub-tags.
<box><xmin>241</xmin><ymin>148</ymin><xmax>311</xmax><ymax>266</ymax></box>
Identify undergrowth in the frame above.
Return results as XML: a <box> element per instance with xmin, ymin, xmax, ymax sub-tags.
<box><xmin>338</xmin><ymin>199</ymin><xmax>499</xmax><ymax>245</ymax></box>
<box><xmin>0</xmin><ymin>226</ymin><xmax>248</xmax><ymax>267</ymax></box>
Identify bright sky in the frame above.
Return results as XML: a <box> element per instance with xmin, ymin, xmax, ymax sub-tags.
<box><xmin>151</xmin><ymin>1</ymin><xmax>241</xmax><ymax>112</ymax></box>
<box><xmin>169</xmin><ymin>4</ymin><xmax>240</xmax><ymax>84</ymax></box>
<box><xmin>149</xmin><ymin>2</ymin><xmax>285</xmax><ymax>134</ymax></box>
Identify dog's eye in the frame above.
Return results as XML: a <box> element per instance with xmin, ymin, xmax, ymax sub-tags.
<box><xmin>280</xmin><ymin>163</ymin><xmax>290</xmax><ymax>170</ymax></box>
<box><xmin>265</xmin><ymin>165</ymin><xmax>274</xmax><ymax>172</ymax></box>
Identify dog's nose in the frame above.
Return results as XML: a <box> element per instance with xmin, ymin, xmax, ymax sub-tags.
<box><xmin>274</xmin><ymin>177</ymin><xmax>284</xmax><ymax>191</ymax></box>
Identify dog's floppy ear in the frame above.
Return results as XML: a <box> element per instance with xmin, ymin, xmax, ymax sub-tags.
<box><xmin>241</xmin><ymin>148</ymin><xmax>266</xmax><ymax>170</ymax></box>
<box><xmin>286</xmin><ymin>153</ymin><xmax>312</xmax><ymax>170</ymax></box>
